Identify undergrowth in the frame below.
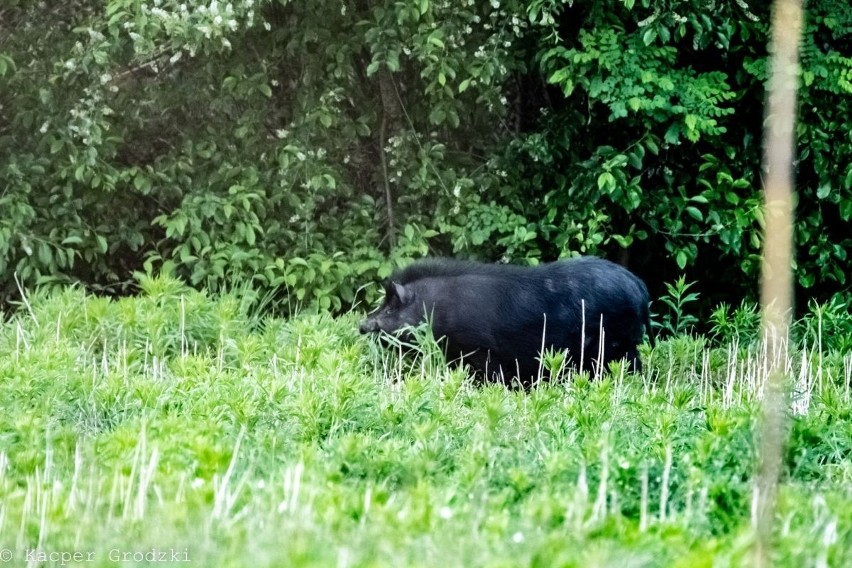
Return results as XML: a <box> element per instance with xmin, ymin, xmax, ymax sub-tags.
<box><xmin>0</xmin><ymin>277</ymin><xmax>850</xmax><ymax>567</ymax></box>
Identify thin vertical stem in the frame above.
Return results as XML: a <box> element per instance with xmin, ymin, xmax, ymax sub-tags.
<box><xmin>755</xmin><ymin>0</ymin><xmax>804</xmax><ymax>565</ymax></box>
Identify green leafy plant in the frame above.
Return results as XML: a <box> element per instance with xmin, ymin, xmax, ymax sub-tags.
<box><xmin>796</xmin><ymin>295</ymin><xmax>852</xmax><ymax>354</ymax></box>
<box><xmin>708</xmin><ymin>301</ymin><xmax>762</xmax><ymax>345</ymax></box>
<box><xmin>656</xmin><ymin>276</ymin><xmax>700</xmax><ymax>337</ymax></box>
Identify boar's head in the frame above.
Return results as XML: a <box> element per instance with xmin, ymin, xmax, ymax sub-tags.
<box><xmin>358</xmin><ymin>281</ymin><xmax>425</xmax><ymax>340</ymax></box>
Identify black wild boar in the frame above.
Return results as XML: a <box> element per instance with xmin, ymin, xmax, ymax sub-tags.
<box><xmin>359</xmin><ymin>257</ymin><xmax>652</xmax><ymax>385</ymax></box>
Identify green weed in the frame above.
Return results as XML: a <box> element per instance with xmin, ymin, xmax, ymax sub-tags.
<box><xmin>0</xmin><ymin>280</ymin><xmax>850</xmax><ymax>567</ymax></box>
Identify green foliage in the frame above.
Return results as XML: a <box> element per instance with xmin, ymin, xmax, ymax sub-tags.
<box><xmin>2</xmin><ymin>285</ymin><xmax>852</xmax><ymax>564</ymax></box>
<box><xmin>709</xmin><ymin>300</ymin><xmax>762</xmax><ymax>345</ymax></box>
<box><xmin>656</xmin><ymin>276</ymin><xmax>701</xmax><ymax>336</ymax></box>
<box><xmin>1</xmin><ymin>0</ymin><xmax>850</xmax><ymax>312</ymax></box>
<box><xmin>797</xmin><ymin>295</ymin><xmax>852</xmax><ymax>354</ymax></box>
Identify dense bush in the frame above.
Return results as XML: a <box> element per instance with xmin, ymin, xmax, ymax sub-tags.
<box><xmin>1</xmin><ymin>0</ymin><xmax>850</xmax><ymax>313</ymax></box>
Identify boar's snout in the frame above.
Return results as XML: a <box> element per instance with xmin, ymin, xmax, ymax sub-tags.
<box><xmin>359</xmin><ymin>318</ymin><xmax>379</xmax><ymax>334</ymax></box>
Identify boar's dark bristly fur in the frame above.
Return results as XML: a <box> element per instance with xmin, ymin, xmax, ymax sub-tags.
<box><xmin>359</xmin><ymin>257</ymin><xmax>652</xmax><ymax>386</ymax></box>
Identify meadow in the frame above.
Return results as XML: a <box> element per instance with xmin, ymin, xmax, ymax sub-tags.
<box><xmin>0</xmin><ymin>275</ymin><xmax>850</xmax><ymax>567</ymax></box>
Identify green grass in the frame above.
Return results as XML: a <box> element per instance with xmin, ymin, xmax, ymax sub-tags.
<box><xmin>1</xmin><ymin>276</ymin><xmax>851</xmax><ymax>567</ymax></box>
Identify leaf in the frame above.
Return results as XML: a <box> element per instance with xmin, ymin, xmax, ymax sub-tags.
<box><xmin>664</xmin><ymin>124</ymin><xmax>681</xmax><ymax>144</ymax></box>
<box><xmin>840</xmin><ymin>200</ymin><xmax>852</xmax><ymax>221</ymax></box>
<box><xmin>61</xmin><ymin>236</ymin><xmax>83</xmax><ymax>245</ymax></box>
<box><xmin>548</xmin><ymin>68</ymin><xmax>570</xmax><ymax>85</ymax></box>
<box><xmin>428</xmin><ymin>34</ymin><xmax>445</xmax><ymax>49</ymax></box>
<box><xmin>645</xmin><ymin>138</ymin><xmax>659</xmax><ymax>155</ymax></box>
<box><xmin>685</xmin><ymin>206</ymin><xmax>703</xmax><ymax>222</ymax></box>
<box><xmin>386</xmin><ymin>50</ymin><xmax>400</xmax><ymax>72</ymax></box>
<box><xmin>597</xmin><ymin>172</ymin><xmax>615</xmax><ymax>193</ymax></box>
<box><xmin>133</xmin><ymin>175</ymin><xmax>151</xmax><ymax>192</ymax></box>
<box><xmin>429</xmin><ymin>107</ymin><xmax>446</xmax><ymax>124</ymax></box>
<box><xmin>628</xmin><ymin>152</ymin><xmax>643</xmax><ymax>169</ymax></box>
<box><xmin>676</xmin><ymin>250</ymin><xmax>688</xmax><ymax>269</ymax></box>
<box><xmin>38</xmin><ymin>242</ymin><xmax>51</xmax><ymax>266</ymax></box>
<box><xmin>259</xmin><ymin>84</ymin><xmax>272</xmax><ymax>98</ymax></box>
<box><xmin>420</xmin><ymin>0</ymin><xmax>429</xmax><ymax>15</ymax></box>
<box><xmin>222</xmin><ymin>76</ymin><xmax>238</xmax><ymax>91</ymax></box>
<box><xmin>658</xmin><ymin>77</ymin><xmax>675</xmax><ymax>91</ymax></box>
<box><xmin>816</xmin><ymin>184</ymin><xmax>831</xmax><ymax>199</ymax></box>
<box><xmin>0</xmin><ymin>55</ymin><xmax>17</xmax><ymax>76</ymax></box>
<box><xmin>447</xmin><ymin>109</ymin><xmax>460</xmax><ymax>128</ymax></box>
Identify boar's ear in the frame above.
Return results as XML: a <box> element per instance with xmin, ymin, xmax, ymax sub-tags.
<box><xmin>391</xmin><ymin>281</ymin><xmax>411</xmax><ymax>304</ymax></box>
